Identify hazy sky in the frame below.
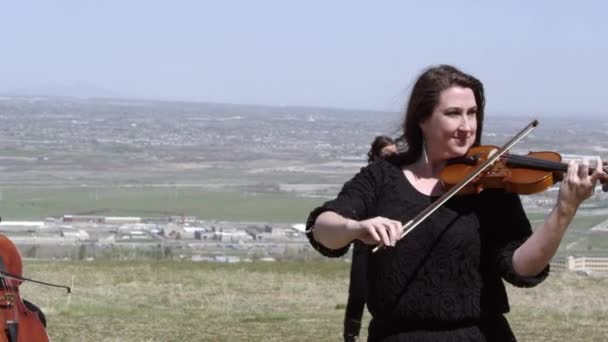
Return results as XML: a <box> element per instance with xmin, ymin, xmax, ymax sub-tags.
<box><xmin>2</xmin><ymin>1</ymin><xmax>607</xmax><ymax>116</ymax></box>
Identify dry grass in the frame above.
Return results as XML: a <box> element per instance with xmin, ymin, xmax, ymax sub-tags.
<box><xmin>17</xmin><ymin>260</ymin><xmax>608</xmax><ymax>341</ymax></box>
<box><xmin>506</xmin><ymin>272</ymin><xmax>608</xmax><ymax>341</ymax></box>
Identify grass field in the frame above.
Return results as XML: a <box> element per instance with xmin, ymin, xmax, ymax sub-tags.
<box><xmin>0</xmin><ymin>187</ymin><xmax>321</xmax><ymax>222</ymax></box>
<box><xmin>19</xmin><ymin>259</ymin><xmax>608</xmax><ymax>341</ymax></box>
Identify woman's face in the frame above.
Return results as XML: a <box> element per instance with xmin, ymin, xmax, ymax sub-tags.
<box><xmin>419</xmin><ymin>86</ymin><xmax>477</xmax><ymax>161</ymax></box>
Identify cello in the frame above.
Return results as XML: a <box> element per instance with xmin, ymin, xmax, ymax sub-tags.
<box><xmin>0</xmin><ymin>229</ymin><xmax>71</xmax><ymax>341</ymax></box>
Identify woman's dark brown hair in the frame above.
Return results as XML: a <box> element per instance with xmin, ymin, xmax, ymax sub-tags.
<box><xmin>393</xmin><ymin>64</ymin><xmax>485</xmax><ymax>165</ymax></box>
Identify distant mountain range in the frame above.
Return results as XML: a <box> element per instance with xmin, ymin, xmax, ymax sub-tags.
<box><xmin>2</xmin><ymin>82</ymin><xmax>120</xmax><ymax>99</ymax></box>
<box><xmin>0</xmin><ymin>91</ymin><xmax>398</xmax><ymax>121</ymax></box>
<box><xmin>2</xmin><ymin>86</ymin><xmax>601</xmax><ymax>120</ymax></box>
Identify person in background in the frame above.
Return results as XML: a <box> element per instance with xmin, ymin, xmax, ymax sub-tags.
<box><xmin>367</xmin><ymin>136</ymin><xmax>398</xmax><ymax>163</ymax></box>
<box><xmin>344</xmin><ymin>135</ymin><xmax>398</xmax><ymax>342</ymax></box>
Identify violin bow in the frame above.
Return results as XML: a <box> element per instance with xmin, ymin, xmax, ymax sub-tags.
<box><xmin>372</xmin><ymin>119</ymin><xmax>539</xmax><ymax>253</ymax></box>
<box><xmin>0</xmin><ymin>270</ymin><xmax>71</xmax><ymax>293</ymax></box>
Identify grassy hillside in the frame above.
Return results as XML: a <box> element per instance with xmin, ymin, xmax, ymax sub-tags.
<box><xmin>19</xmin><ymin>259</ymin><xmax>608</xmax><ymax>341</ymax></box>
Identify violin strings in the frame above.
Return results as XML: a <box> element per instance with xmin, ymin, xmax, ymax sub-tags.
<box><xmin>504</xmin><ymin>154</ymin><xmax>600</xmax><ymax>172</ymax></box>
<box><xmin>502</xmin><ymin>154</ymin><xmax>568</xmax><ymax>171</ymax></box>
<box><xmin>503</xmin><ymin>154</ymin><xmax>562</xmax><ymax>167</ymax></box>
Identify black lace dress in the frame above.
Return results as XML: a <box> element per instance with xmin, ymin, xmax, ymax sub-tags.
<box><xmin>306</xmin><ymin>160</ymin><xmax>549</xmax><ymax>342</ymax></box>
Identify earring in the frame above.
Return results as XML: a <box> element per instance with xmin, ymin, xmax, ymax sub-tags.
<box><xmin>422</xmin><ymin>140</ymin><xmax>429</xmax><ymax>165</ymax></box>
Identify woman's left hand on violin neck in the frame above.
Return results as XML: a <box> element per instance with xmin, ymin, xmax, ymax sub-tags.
<box><xmin>557</xmin><ymin>157</ymin><xmax>608</xmax><ymax>215</ymax></box>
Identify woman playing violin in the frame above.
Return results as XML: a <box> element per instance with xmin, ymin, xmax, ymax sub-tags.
<box><xmin>305</xmin><ymin>64</ymin><xmax>607</xmax><ymax>341</ymax></box>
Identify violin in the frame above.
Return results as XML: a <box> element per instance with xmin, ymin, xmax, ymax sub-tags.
<box><xmin>372</xmin><ymin>119</ymin><xmax>607</xmax><ymax>253</ymax></box>
<box><xmin>0</xmin><ymin>233</ymin><xmax>49</xmax><ymax>341</ymax></box>
<box><xmin>440</xmin><ymin>145</ymin><xmax>608</xmax><ymax>195</ymax></box>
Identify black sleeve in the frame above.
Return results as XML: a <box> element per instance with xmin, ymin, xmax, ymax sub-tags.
<box><xmin>482</xmin><ymin>191</ymin><xmax>550</xmax><ymax>287</ymax></box>
<box><xmin>305</xmin><ymin>163</ymin><xmax>382</xmax><ymax>258</ymax></box>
